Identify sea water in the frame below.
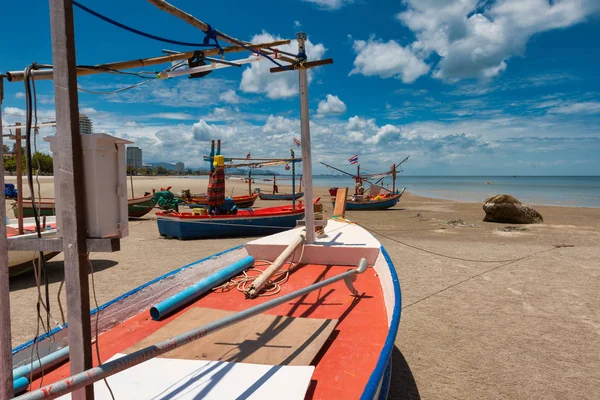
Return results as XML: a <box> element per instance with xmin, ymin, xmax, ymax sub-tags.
<box><xmin>309</xmin><ymin>176</ymin><xmax>600</xmax><ymax>208</ymax></box>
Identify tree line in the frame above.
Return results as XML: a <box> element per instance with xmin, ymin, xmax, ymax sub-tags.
<box><xmin>3</xmin><ymin>145</ymin><xmax>53</xmax><ymax>175</ymax></box>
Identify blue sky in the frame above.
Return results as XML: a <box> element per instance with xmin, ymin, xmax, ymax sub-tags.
<box><xmin>1</xmin><ymin>0</ymin><xmax>599</xmax><ymax>175</ymax></box>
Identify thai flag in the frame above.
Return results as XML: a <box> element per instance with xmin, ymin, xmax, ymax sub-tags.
<box><xmin>246</xmin><ymin>153</ymin><xmax>251</xmax><ymax>160</ymax></box>
<box><xmin>348</xmin><ymin>155</ymin><xmax>359</xmax><ymax>164</ymax></box>
<box><xmin>293</xmin><ymin>137</ymin><xmax>301</xmax><ymax>147</ymax></box>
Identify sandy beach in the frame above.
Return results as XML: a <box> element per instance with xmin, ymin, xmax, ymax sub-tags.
<box><xmin>5</xmin><ymin>175</ymin><xmax>600</xmax><ymax>399</ymax></box>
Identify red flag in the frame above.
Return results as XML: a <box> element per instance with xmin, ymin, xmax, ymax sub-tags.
<box><xmin>293</xmin><ymin>137</ymin><xmax>301</xmax><ymax>147</ymax></box>
<box><xmin>246</xmin><ymin>153</ymin><xmax>251</xmax><ymax>160</ymax></box>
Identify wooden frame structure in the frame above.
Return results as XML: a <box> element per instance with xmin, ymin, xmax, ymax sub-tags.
<box><xmin>0</xmin><ymin>1</ymin><xmax>332</xmax><ymax>398</ymax></box>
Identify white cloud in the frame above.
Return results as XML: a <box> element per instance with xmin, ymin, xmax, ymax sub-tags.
<box><xmin>350</xmin><ymin>38</ymin><xmax>430</xmax><ymax>83</ymax></box>
<box><xmin>15</xmin><ymin>92</ymin><xmax>25</xmax><ymax>99</ymax></box>
<box><xmin>4</xmin><ymin>107</ymin><xmax>25</xmax><ymax>116</ymax></box>
<box><xmin>316</xmin><ymin>94</ymin><xmax>347</xmax><ymax>116</ymax></box>
<box><xmin>80</xmin><ymin>107</ymin><xmax>98</xmax><ymax>115</ymax></box>
<box><xmin>240</xmin><ymin>32</ymin><xmax>326</xmax><ymax>99</ymax></box>
<box><xmin>151</xmin><ymin>112</ymin><xmax>196</xmax><ymax>120</ymax></box>
<box><xmin>548</xmin><ymin>101</ymin><xmax>600</xmax><ymax>115</ymax></box>
<box><xmin>192</xmin><ymin>119</ymin><xmax>238</xmax><ymax>141</ymax></box>
<box><xmin>262</xmin><ymin>115</ymin><xmax>297</xmax><ymax>134</ymax></box>
<box><xmin>395</xmin><ymin>0</ymin><xmax>600</xmax><ymax>81</ymax></box>
<box><xmin>302</xmin><ymin>0</ymin><xmax>352</xmax><ymax>10</ymax></box>
<box><xmin>366</xmin><ymin>124</ymin><xmax>402</xmax><ymax>145</ymax></box>
<box><xmin>294</xmin><ymin>21</ymin><xmax>302</xmax><ymax>28</ymax></box>
<box><xmin>219</xmin><ymin>89</ymin><xmax>243</xmax><ymax>104</ymax></box>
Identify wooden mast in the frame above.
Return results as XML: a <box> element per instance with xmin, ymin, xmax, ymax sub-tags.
<box><xmin>297</xmin><ymin>32</ymin><xmax>315</xmax><ymax>243</ymax></box>
<box><xmin>49</xmin><ymin>1</ymin><xmax>94</xmax><ymax>398</ymax></box>
<box><xmin>16</xmin><ymin>123</ymin><xmax>24</xmax><ymax>234</ymax></box>
<box><xmin>0</xmin><ymin>75</ymin><xmax>15</xmax><ymax>400</ymax></box>
<box><xmin>392</xmin><ymin>163</ymin><xmax>396</xmax><ymax>194</ymax></box>
<box><xmin>291</xmin><ymin>148</ymin><xmax>296</xmax><ymax>210</ymax></box>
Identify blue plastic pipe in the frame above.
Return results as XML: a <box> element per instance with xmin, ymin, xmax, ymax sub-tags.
<box><xmin>150</xmin><ymin>256</ymin><xmax>255</xmax><ymax>320</ymax></box>
<box><xmin>12</xmin><ymin>346</ymin><xmax>70</xmax><ymax>381</ymax></box>
<box><xmin>13</xmin><ymin>376</ymin><xmax>29</xmax><ymax>395</ymax></box>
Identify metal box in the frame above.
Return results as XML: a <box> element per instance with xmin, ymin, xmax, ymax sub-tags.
<box><xmin>45</xmin><ymin>133</ymin><xmax>133</xmax><ymax>238</ymax></box>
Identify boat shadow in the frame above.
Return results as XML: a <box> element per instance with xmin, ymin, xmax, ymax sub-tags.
<box><xmin>389</xmin><ymin>345</ymin><xmax>421</xmax><ymax>399</ymax></box>
<box><xmin>9</xmin><ymin>259</ymin><xmax>118</xmax><ymax>290</ymax></box>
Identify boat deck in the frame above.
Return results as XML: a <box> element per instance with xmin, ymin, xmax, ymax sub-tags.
<box><xmin>29</xmin><ymin>263</ymin><xmax>387</xmax><ymax>399</ymax></box>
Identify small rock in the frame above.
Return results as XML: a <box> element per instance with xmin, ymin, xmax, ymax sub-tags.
<box><xmin>483</xmin><ymin>194</ymin><xmax>543</xmax><ymax>224</ymax></box>
<box><xmin>499</xmin><ymin>226</ymin><xmax>527</xmax><ymax>232</ymax></box>
<box><xmin>441</xmin><ymin>219</ymin><xmax>477</xmax><ymax>227</ymax></box>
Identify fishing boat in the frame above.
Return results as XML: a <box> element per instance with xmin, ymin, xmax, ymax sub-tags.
<box><xmin>181</xmin><ymin>192</ymin><xmax>259</xmax><ymax>209</ymax></box>
<box><xmin>127</xmin><ymin>194</ymin><xmax>158</xmax><ymax>218</ymax></box>
<box><xmin>1</xmin><ymin>3</ymin><xmax>403</xmax><ymax>397</ymax></box>
<box><xmin>323</xmin><ymin>156</ymin><xmax>409</xmax><ymax>212</ymax></box>
<box><xmin>342</xmin><ymin>188</ymin><xmax>406</xmax><ymax>211</ymax></box>
<box><xmin>13</xmin><ymin>195</ymin><xmax>156</xmax><ymax>219</ymax></box>
<box><xmin>258</xmin><ymin>191</ymin><xmax>304</xmax><ymax>201</ymax></box>
<box><xmin>7</xmin><ymin>216</ymin><xmax>59</xmax><ymax>276</ymax></box>
<box><xmin>10</xmin><ymin>217</ymin><xmax>400</xmax><ymax>399</ymax></box>
<box><xmin>258</xmin><ymin>174</ymin><xmax>304</xmax><ymax>201</ymax></box>
<box><xmin>156</xmin><ymin>204</ymin><xmax>305</xmax><ymax>240</ymax></box>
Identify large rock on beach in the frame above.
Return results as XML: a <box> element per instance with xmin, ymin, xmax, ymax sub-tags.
<box><xmin>482</xmin><ymin>194</ymin><xmax>543</xmax><ymax>224</ymax></box>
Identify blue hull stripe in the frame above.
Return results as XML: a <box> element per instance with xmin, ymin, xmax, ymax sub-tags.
<box><xmin>361</xmin><ymin>245</ymin><xmax>402</xmax><ymax>399</ymax></box>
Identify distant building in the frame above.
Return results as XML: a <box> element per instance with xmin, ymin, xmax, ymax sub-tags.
<box><xmin>176</xmin><ymin>162</ymin><xmax>185</xmax><ymax>175</ymax></box>
<box><xmin>127</xmin><ymin>147</ymin><xmax>143</xmax><ymax>169</ymax></box>
<box><xmin>79</xmin><ymin>113</ymin><xmax>93</xmax><ymax>134</ymax></box>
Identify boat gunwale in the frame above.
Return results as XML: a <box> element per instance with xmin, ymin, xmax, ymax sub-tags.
<box><xmin>156</xmin><ymin>207</ymin><xmax>304</xmax><ymax>220</ymax></box>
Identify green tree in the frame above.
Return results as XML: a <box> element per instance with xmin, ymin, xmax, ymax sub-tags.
<box><xmin>155</xmin><ymin>166</ymin><xmax>168</xmax><ymax>175</ymax></box>
<box><xmin>3</xmin><ymin>157</ymin><xmax>16</xmax><ymax>173</ymax></box>
<box><xmin>2</xmin><ymin>144</ymin><xmax>10</xmax><ymax>155</ymax></box>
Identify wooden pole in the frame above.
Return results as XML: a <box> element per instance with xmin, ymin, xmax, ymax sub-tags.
<box><xmin>291</xmin><ymin>149</ymin><xmax>296</xmax><ymax>210</ymax></box>
<box><xmin>146</xmin><ymin>0</ymin><xmax>297</xmax><ymax>65</ymax></box>
<box><xmin>392</xmin><ymin>164</ymin><xmax>396</xmax><ymax>194</ymax></box>
<box><xmin>130</xmin><ymin>170</ymin><xmax>134</xmax><ymax>199</ymax></box>
<box><xmin>0</xmin><ymin>76</ymin><xmax>15</xmax><ymax>400</ymax></box>
<box><xmin>49</xmin><ymin>1</ymin><xmax>94</xmax><ymax>399</ymax></box>
<box><xmin>16</xmin><ymin>123</ymin><xmax>24</xmax><ymax>234</ymax></box>
<box><xmin>297</xmin><ymin>32</ymin><xmax>315</xmax><ymax>244</ymax></box>
<box><xmin>5</xmin><ymin>40</ymin><xmax>290</xmax><ymax>82</ymax></box>
<box><xmin>248</xmin><ymin>168</ymin><xmax>252</xmax><ymax>196</ymax></box>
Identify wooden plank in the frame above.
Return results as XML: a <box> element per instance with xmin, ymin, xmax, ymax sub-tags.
<box><xmin>270</xmin><ymin>58</ymin><xmax>334</xmax><ymax>73</ymax></box>
<box><xmin>8</xmin><ymin>238</ymin><xmax>120</xmax><ymax>252</ymax></box>
<box><xmin>333</xmin><ymin>187</ymin><xmax>348</xmax><ymax>218</ymax></box>
<box><xmin>6</xmin><ymin>40</ymin><xmax>290</xmax><ymax>82</ymax></box>
<box><xmin>49</xmin><ymin>1</ymin><xmax>94</xmax><ymax>399</ymax></box>
<box><xmin>0</xmin><ymin>76</ymin><xmax>15</xmax><ymax>399</ymax></box>
<box><xmin>125</xmin><ymin>307</ymin><xmax>337</xmax><ymax>366</ymax></box>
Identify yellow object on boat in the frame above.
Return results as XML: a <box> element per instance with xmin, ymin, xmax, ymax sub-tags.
<box><xmin>192</xmin><ymin>208</ymin><xmax>207</xmax><ymax>216</ymax></box>
<box><xmin>213</xmin><ymin>155</ymin><xmax>225</xmax><ymax>167</ymax></box>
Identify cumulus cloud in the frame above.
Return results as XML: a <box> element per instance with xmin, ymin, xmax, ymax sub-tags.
<box><xmin>316</xmin><ymin>94</ymin><xmax>347</xmax><ymax>116</ymax></box>
<box><xmin>394</xmin><ymin>0</ymin><xmax>600</xmax><ymax>81</ymax></box>
<box><xmin>240</xmin><ymin>32</ymin><xmax>326</xmax><ymax>99</ymax></box>
<box><xmin>219</xmin><ymin>89</ymin><xmax>243</xmax><ymax>104</ymax></box>
<box><xmin>262</xmin><ymin>115</ymin><xmax>298</xmax><ymax>134</ymax></box>
<box><xmin>350</xmin><ymin>38</ymin><xmax>430</xmax><ymax>83</ymax></box>
<box><xmin>302</xmin><ymin>0</ymin><xmax>352</xmax><ymax>10</ymax></box>
<box><xmin>192</xmin><ymin>119</ymin><xmax>238</xmax><ymax>141</ymax></box>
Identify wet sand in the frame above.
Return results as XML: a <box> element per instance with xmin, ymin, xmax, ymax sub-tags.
<box><xmin>5</xmin><ymin>175</ymin><xmax>600</xmax><ymax>399</ymax></box>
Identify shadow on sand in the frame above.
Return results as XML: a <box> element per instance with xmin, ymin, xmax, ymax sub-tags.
<box><xmin>388</xmin><ymin>345</ymin><xmax>420</xmax><ymax>399</ymax></box>
<box><xmin>10</xmin><ymin>259</ymin><xmax>118</xmax><ymax>291</ymax></box>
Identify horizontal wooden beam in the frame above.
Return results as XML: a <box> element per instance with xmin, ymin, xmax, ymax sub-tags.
<box><xmin>8</xmin><ymin>238</ymin><xmax>120</xmax><ymax>252</ymax></box>
<box><xmin>270</xmin><ymin>58</ymin><xmax>334</xmax><ymax>73</ymax></box>
<box><xmin>5</xmin><ymin>40</ymin><xmax>291</xmax><ymax>82</ymax></box>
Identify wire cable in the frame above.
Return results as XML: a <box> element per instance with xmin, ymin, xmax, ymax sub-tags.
<box><xmin>72</xmin><ymin>1</ymin><xmax>217</xmax><ymax>48</ymax></box>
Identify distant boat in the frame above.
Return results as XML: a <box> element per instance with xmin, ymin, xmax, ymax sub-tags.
<box><xmin>13</xmin><ymin>194</ymin><xmax>156</xmax><ymax>219</ymax></box>
<box><xmin>7</xmin><ymin>216</ymin><xmax>59</xmax><ymax>276</ymax></box>
<box><xmin>156</xmin><ymin>204</ymin><xmax>304</xmax><ymax>240</ymax></box>
<box><xmin>182</xmin><ymin>193</ymin><xmax>258</xmax><ymax>209</ymax></box>
<box><xmin>339</xmin><ymin>189</ymin><xmax>405</xmax><ymax>211</ymax></box>
<box><xmin>258</xmin><ymin>192</ymin><xmax>304</xmax><ymax>201</ymax></box>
